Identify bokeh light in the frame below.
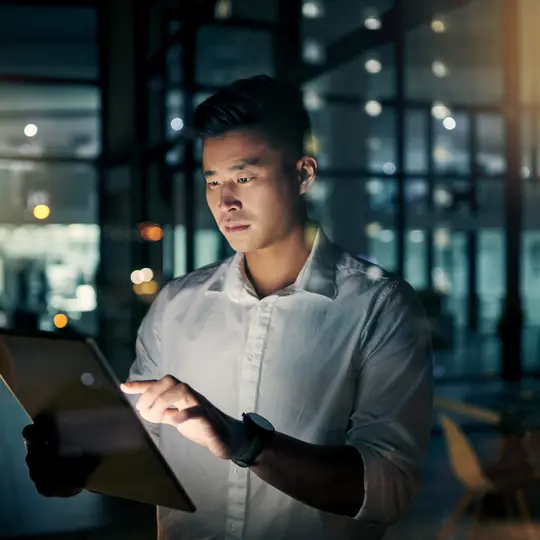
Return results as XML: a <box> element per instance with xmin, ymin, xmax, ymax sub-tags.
<box><xmin>53</xmin><ymin>313</ymin><xmax>68</xmax><ymax>329</ymax></box>
<box><xmin>24</xmin><ymin>124</ymin><xmax>38</xmax><ymax>137</ymax></box>
<box><xmin>365</xmin><ymin>100</ymin><xmax>382</xmax><ymax>117</ymax></box>
<box><xmin>139</xmin><ymin>223</ymin><xmax>164</xmax><ymax>242</ymax></box>
<box><xmin>33</xmin><ymin>204</ymin><xmax>50</xmax><ymax>220</ymax></box>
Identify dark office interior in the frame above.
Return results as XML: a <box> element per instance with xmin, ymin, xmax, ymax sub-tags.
<box><xmin>1</xmin><ymin>0</ymin><xmax>540</xmax><ymax>538</ymax></box>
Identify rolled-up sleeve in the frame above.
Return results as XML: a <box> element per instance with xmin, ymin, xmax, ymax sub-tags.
<box><xmin>346</xmin><ymin>279</ymin><xmax>433</xmax><ymax>525</ymax></box>
<box><xmin>125</xmin><ymin>283</ymin><xmax>171</xmax><ymax>442</ymax></box>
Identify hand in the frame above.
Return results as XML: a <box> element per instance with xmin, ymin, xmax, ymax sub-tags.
<box><xmin>22</xmin><ymin>414</ymin><xmax>101</xmax><ymax>498</ymax></box>
<box><xmin>121</xmin><ymin>376</ymin><xmax>246</xmax><ymax>459</ymax></box>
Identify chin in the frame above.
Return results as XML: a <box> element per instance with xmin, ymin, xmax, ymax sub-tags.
<box><xmin>224</xmin><ymin>233</ymin><xmax>265</xmax><ymax>254</ymax></box>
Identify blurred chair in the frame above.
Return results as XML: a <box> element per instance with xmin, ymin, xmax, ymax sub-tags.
<box><xmin>438</xmin><ymin>414</ymin><xmax>537</xmax><ymax>540</ymax></box>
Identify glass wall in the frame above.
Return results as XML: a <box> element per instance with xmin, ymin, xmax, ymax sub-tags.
<box><xmin>143</xmin><ymin>0</ymin><xmax>538</xmax><ymax>379</ymax></box>
<box><xmin>0</xmin><ymin>5</ymin><xmax>99</xmax><ymax>336</ymax></box>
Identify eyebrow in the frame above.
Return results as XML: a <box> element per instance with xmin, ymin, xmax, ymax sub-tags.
<box><xmin>203</xmin><ymin>156</ymin><xmax>262</xmax><ymax>178</ymax></box>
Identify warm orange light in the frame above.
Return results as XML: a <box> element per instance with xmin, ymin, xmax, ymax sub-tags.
<box><xmin>133</xmin><ymin>280</ymin><xmax>159</xmax><ymax>296</ymax></box>
<box><xmin>139</xmin><ymin>223</ymin><xmax>164</xmax><ymax>242</ymax></box>
<box><xmin>33</xmin><ymin>204</ymin><xmax>50</xmax><ymax>220</ymax></box>
<box><xmin>53</xmin><ymin>313</ymin><xmax>68</xmax><ymax>329</ymax></box>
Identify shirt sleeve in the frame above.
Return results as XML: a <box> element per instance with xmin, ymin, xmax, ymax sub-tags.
<box><xmin>345</xmin><ymin>279</ymin><xmax>433</xmax><ymax>525</ymax></box>
<box><xmin>125</xmin><ymin>283</ymin><xmax>170</xmax><ymax>443</ymax></box>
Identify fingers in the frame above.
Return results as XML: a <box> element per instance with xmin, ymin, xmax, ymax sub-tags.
<box><xmin>162</xmin><ymin>404</ymin><xmax>204</xmax><ymax>426</ymax></box>
<box><xmin>142</xmin><ymin>382</ymin><xmax>195</xmax><ymax>424</ymax></box>
<box><xmin>22</xmin><ymin>416</ymin><xmax>58</xmax><ymax>448</ymax></box>
<box><xmin>120</xmin><ymin>380</ymin><xmax>158</xmax><ymax>394</ymax></box>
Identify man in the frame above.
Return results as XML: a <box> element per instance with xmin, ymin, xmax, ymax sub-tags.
<box><xmin>24</xmin><ymin>75</ymin><xmax>433</xmax><ymax>539</ymax></box>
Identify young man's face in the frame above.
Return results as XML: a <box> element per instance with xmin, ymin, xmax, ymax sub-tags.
<box><xmin>203</xmin><ymin>130</ymin><xmax>312</xmax><ymax>253</ymax></box>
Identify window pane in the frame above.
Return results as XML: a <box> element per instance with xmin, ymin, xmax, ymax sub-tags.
<box><xmin>405</xmin><ymin>0</ymin><xmax>502</xmax><ymax>105</ymax></box>
<box><xmin>167</xmin><ymin>44</ymin><xmax>182</xmax><ymax>86</ymax></box>
<box><xmin>315</xmin><ymin>177</ymin><xmax>396</xmax><ymax>269</ymax></box>
<box><xmin>0</xmin><ymin>162</ymin><xmax>98</xmax><ymax>335</ymax></box>
<box><xmin>217</xmin><ymin>0</ymin><xmax>277</xmax><ymax>21</ymax></box>
<box><xmin>308</xmin><ymin>102</ymin><xmax>395</xmax><ymax>170</ymax></box>
<box><xmin>405</xmin><ymin>229</ymin><xmax>428</xmax><ymax>290</ymax></box>
<box><xmin>196</xmin><ymin>27</ymin><xmax>273</xmax><ymax>86</ymax></box>
<box><xmin>307</xmin><ymin>43</ymin><xmax>395</xmax><ymax>100</ymax></box>
<box><xmin>0</xmin><ymin>161</ymin><xmax>96</xmax><ymax>224</ymax></box>
<box><xmin>477</xmin><ymin>178</ymin><xmax>505</xmax><ymax>332</ymax></box>
<box><xmin>0</xmin><ymin>84</ymin><xmax>100</xmax><ymax>158</ymax></box>
<box><xmin>477</xmin><ymin>113</ymin><xmax>505</xmax><ymax>176</ymax></box>
<box><xmin>0</xmin><ymin>5</ymin><xmax>97</xmax><ymax>80</ymax></box>
<box><xmin>433</xmin><ymin>112</ymin><xmax>469</xmax><ymax>175</ymax></box>
<box><xmin>405</xmin><ymin>110</ymin><xmax>427</xmax><ymax>174</ymax></box>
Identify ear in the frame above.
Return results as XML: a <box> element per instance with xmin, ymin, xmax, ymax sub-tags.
<box><xmin>295</xmin><ymin>156</ymin><xmax>317</xmax><ymax>196</ymax></box>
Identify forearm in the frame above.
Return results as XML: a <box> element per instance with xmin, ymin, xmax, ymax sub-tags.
<box><xmin>250</xmin><ymin>431</ymin><xmax>365</xmax><ymax>517</ymax></box>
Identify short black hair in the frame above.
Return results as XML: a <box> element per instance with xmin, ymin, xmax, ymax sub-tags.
<box><xmin>193</xmin><ymin>75</ymin><xmax>311</xmax><ymax>162</ymax></box>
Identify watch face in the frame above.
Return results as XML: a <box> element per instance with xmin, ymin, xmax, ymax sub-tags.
<box><xmin>247</xmin><ymin>413</ymin><xmax>274</xmax><ymax>432</ymax></box>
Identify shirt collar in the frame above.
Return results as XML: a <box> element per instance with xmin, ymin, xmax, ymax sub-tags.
<box><xmin>208</xmin><ymin>224</ymin><xmax>337</xmax><ymax>302</ymax></box>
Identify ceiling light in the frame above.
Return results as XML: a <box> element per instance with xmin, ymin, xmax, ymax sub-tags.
<box><xmin>365</xmin><ymin>222</ymin><xmax>382</xmax><ymax>238</ymax></box>
<box><xmin>434</xmin><ymin>188</ymin><xmax>453</xmax><ymax>207</ymax></box>
<box><xmin>24</xmin><ymin>124</ymin><xmax>38</xmax><ymax>137</ymax></box>
<box><xmin>443</xmin><ymin>117</ymin><xmax>456</xmax><ymax>130</ymax></box>
<box><xmin>365</xmin><ymin>100</ymin><xmax>382</xmax><ymax>117</ymax></box>
<box><xmin>365</xmin><ymin>58</ymin><xmax>382</xmax><ymax>74</ymax></box>
<box><xmin>302</xmin><ymin>1</ymin><xmax>323</xmax><ymax>18</ymax></box>
<box><xmin>303</xmin><ymin>40</ymin><xmax>325</xmax><ymax>64</ymax></box>
<box><xmin>431</xmin><ymin>19</ymin><xmax>446</xmax><ymax>33</ymax></box>
<box><xmin>364</xmin><ymin>16</ymin><xmax>381</xmax><ymax>30</ymax></box>
<box><xmin>170</xmin><ymin>117</ymin><xmax>184</xmax><ymax>131</ymax></box>
<box><xmin>303</xmin><ymin>89</ymin><xmax>324</xmax><ymax>111</ymax></box>
<box><xmin>382</xmin><ymin>162</ymin><xmax>396</xmax><ymax>175</ymax></box>
<box><xmin>432</xmin><ymin>102</ymin><xmax>451</xmax><ymax>119</ymax></box>
<box><xmin>432</xmin><ymin>60</ymin><xmax>448</xmax><ymax>78</ymax></box>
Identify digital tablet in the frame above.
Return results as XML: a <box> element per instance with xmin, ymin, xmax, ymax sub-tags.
<box><xmin>0</xmin><ymin>328</ymin><xmax>196</xmax><ymax>513</ymax></box>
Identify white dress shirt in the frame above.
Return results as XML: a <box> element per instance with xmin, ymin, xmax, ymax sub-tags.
<box><xmin>128</xmin><ymin>227</ymin><xmax>433</xmax><ymax>540</ymax></box>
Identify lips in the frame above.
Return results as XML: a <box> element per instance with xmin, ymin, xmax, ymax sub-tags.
<box><xmin>224</xmin><ymin>223</ymin><xmax>250</xmax><ymax>233</ymax></box>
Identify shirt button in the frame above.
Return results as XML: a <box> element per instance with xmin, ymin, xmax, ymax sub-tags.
<box><xmin>247</xmin><ymin>353</ymin><xmax>253</xmax><ymax>361</ymax></box>
<box><xmin>234</xmin><ymin>467</ymin><xmax>238</xmax><ymax>475</ymax></box>
<box><xmin>231</xmin><ymin>524</ymin><xmax>235</xmax><ymax>531</ymax></box>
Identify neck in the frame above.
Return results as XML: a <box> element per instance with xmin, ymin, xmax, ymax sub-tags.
<box><xmin>244</xmin><ymin>223</ymin><xmax>315</xmax><ymax>298</ymax></box>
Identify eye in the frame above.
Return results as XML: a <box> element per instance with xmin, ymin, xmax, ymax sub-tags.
<box><xmin>237</xmin><ymin>177</ymin><xmax>251</xmax><ymax>184</ymax></box>
<box><xmin>207</xmin><ymin>181</ymin><xmax>220</xmax><ymax>188</ymax></box>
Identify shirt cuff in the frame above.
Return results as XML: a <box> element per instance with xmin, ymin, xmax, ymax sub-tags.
<box><xmin>346</xmin><ymin>440</ymin><xmax>408</xmax><ymax>525</ymax></box>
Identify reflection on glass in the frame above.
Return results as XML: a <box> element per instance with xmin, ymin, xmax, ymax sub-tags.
<box><xmin>522</xmin><ymin>230</ymin><xmax>540</xmax><ymax>327</ymax></box>
<box><xmin>405</xmin><ymin>229</ymin><xmax>428</xmax><ymax>290</ymax></box>
<box><xmin>0</xmin><ymin>5</ymin><xmax>97</xmax><ymax>80</ymax></box>
<box><xmin>0</xmin><ymin>224</ymin><xmax>99</xmax><ymax>334</ymax></box>
<box><xmin>405</xmin><ymin>180</ymin><xmax>428</xmax><ymax>215</ymax></box>
<box><xmin>167</xmin><ymin>44</ymin><xmax>182</xmax><ymax>85</ymax></box>
<box><xmin>370</xmin><ymin>228</ymin><xmax>396</xmax><ymax>273</ymax></box>
<box><xmin>366</xmin><ymin>107</ymin><xmax>395</xmax><ymax>173</ymax></box>
<box><xmin>196</xmin><ymin>27</ymin><xmax>273</xmax><ymax>86</ymax></box>
<box><xmin>433</xmin><ymin>112</ymin><xmax>469</xmax><ymax>174</ymax></box>
<box><xmin>433</xmin><ymin>228</ymin><xmax>467</xmax><ymax>328</ymax></box>
<box><xmin>478</xmin><ymin>229</ymin><xmax>505</xmax><ymax>332</ymax></box>
<box><xmin>366</xmin><ymin>179</ymin><xmax>395</xmax><ymax>215</ymax></box>
<box><xmin>0</xmin><ymin>85</ymin><xmax>100</xmax><ymax>158</ymax></box>
<box><xmin>405</xmin><ymin>110</ymin><xmax>427</xmax><ymax>174</ymax></box>
<box><xmin>477</xmin><ymin>114</ymin><xmax>505</xmax><ymax>176</ymax></box>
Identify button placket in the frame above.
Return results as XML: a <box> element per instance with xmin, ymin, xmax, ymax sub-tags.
<box><xmin>226</xmin><ymin>297</ymin><xmax>277</xmax><ymax>540</ymax></box>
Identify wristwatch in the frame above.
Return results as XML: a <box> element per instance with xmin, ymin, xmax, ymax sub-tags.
<box><xmin>231</xmin><ymin>412</ymin><xmax>275</xmax><ymax>468</ymax></box>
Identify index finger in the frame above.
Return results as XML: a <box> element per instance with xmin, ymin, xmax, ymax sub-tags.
<box><xmin>120</xmin><ymin>380</ymin><xmax>156</xmax><ymax>394</ymax></box>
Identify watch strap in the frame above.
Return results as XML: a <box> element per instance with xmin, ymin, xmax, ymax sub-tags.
<box><xmin>231</xmin><ymin>434</ymin><xmax>263</xmax><ymax>468</ymax></box>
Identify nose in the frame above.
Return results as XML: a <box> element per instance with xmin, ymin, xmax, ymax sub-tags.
<box><xmin>218</xmin><ymin>184</ymin><xmax>242</xmax><ymax>212</ymax></box>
